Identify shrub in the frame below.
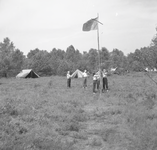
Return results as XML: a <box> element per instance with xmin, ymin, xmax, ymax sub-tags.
<box><xmin>66</xmin><ymin>122</ymin><xmax>80</xmax><ymax>132</ymax></box>
<box><xmin>124</xmin><ymin>103</ymin><xmax>157</xmax><ymax>150</ymax></box>
<box><xmin>33</xmin><ymin>138</ymin><xmax>74</xmax><ymax>150</ymax></box>
<box><xmin>88</xmin><ymin>136</ymin><xmax>102</xmax><ymax>147</ymax></box>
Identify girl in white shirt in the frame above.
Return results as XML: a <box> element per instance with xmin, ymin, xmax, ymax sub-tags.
<box><xmin>83</xmin><ymin>70</ymin><xmax>88</xmax><ymax>88</ymax></box>
<box><xmin>67</xmin><ymin>71</ymin><xmax>71</xmax><ymax>88</ymax></box>
<box><xmin>93</xmin><ymin>73</ymin><xmax>97</xmax><ymax>93</ymax></box>
<box><xmin>102</xmin><ymin>69</ymin><xmax>108</xmax><ymax>92</ymax></box>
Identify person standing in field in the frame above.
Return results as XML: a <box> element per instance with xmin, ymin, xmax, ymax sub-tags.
<box><xmin>92</xmin><ymin>72</ymin><xmax>97</xmax><ymax>94</ymax></box>
<box><xmin>96</xmin><ymin>71</ymin><xmax>100</xmax><ymax>91</ymax></box>
<box><xmin>67</xmin><ymin>71</ymin><xmax>71</xmax><ymax>88</ymax></box>
<box><xmin>83</xmin><ymin>70</ymin><xmax>88</xmax><ymax>88</ymax></box>
<box><xmin>102</xmin><ymin>69</ymin><xmax>108</xmax><ymax>92</ymax></box>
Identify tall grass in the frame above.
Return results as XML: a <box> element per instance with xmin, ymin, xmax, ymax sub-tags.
<box><xmin>0</xmin><ymin>73</ymin><xmax>157</xmax><ymax>149</ymax></box>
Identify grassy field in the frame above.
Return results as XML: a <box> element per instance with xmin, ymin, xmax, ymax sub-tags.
<box><xmin>1</xmin><ymin>72</ymin><xmax>157</xmax><ymax>150</ymax></box>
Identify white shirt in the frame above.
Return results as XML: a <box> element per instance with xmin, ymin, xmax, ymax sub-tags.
<box><xmin>67</xmin><ymin>73</ymin><xmax>71</xmax><ymax>79</ymax></box>
<box><xmin>96</xmin><ymin>74</ymin><xmax>100</xmax><ymax>80</ymax></box>
<box><xmin>83</xmin><ymin>72</ymin><xmax>88</xmax><ymax>78</ymax></box>
<box><xmin>93</xmin><ymin>74</ymin><xmax>97</xmax><ymax>80</ymax></box>
<box><xmin>102</xmin><ymin>72</ymin><xmax>107</xmax><ymax>78</ymax></box>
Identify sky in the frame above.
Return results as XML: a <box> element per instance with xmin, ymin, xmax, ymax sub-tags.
<box><xmin>0</xmin><ymin>0</ymin><xmax>157</xmax><ymax>56</ymax></box>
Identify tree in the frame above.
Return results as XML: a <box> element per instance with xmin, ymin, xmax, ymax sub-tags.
<box><xmin>0</xmin><ymin>37</ymin><xmax>24</xmax><ymax>77</ymax></box>
<box><xmin>11</xmin><ymin>49</ymin><xmax>25</xmax><ymax>75</ymax></box>
<box><xmin>48</xmin><ymin>48</ymin><xmax>65</xmax><ymax>75</ymax></box>
<box><xmin>98</xmin><ymin>47</ymin><xmax>110</xmax><ymax>70</ymax></box>
<box><xmin>65</xmin><ymin>45</ymin><xmax>76</xmax><ymax>63</ymax></box>
<box><xmin>76</xmin><ymin>59</ymin><xmax>89</xmax><ymax>71</ymax></box>
<box><xmin>57</xmin><ymin>60</ymin><xmax>72</xmax><ymax>76</ymax></box>
<box><xmin>29</xmin><ymin>50</ymin><xmax>51</xmax><ymax>76</ymax></box>
<box><xmin>100</xmin><ymin>47</ymin><xmax>110</xmax><ymax>63</ymax></box>
<box><xmin>150</xmin><ymin>26</ymin><xmax>157</xmax><ymax>47</ymax></box>
<box><xmin>65</xmin><ymin>45</ymin><xmax>83</xmax><ymax>71</ymax></box>
<box><xmin>149</xmin><ymin>46</ymin><xmax>157</xmax><ymax>69</ymax></box>
<box><xmin>127</xmin><ymin>51</ymin><xmax>145</xmax><ymax>72</ymax></box>
<box><xmin>0</xmin><ymin>38</ymin><xmax>14</xmax><ymax>77</ymax></box>
<box><xmin>50</xmin><ymin>48</ymin><xmax>65</xmax><ymax>60</ymax></box>
<box><xmin>23</xmin><ymin>48</ymin><xmax>41</xmax><ymax>71</ymax></box>
<box><xmin>24</xmin><ymin>48</ymin><xmax>52</xmax><ymax>76</ymax></box>
<box><xmin>73</xmin><ymin>49</ymin><xmax>82</xmax><ymax>64</ymax></box>
<box><xmin>140</xmin><ymin>47</ymin><xmax>155</xmax><ymax>69</ymax></box>
<box><xmin>87</xmin><ymin>48</ymin><xmax>98</xmax><ymax>71</ymax></box>
<box><xmin>27</xmin><ymin>48</ymin><xmax>40</xmax><ymax>59</ymax></box>
<box><xmin>143</xmin><ymin>26</ymin><xmax>157</xmax><ymax>69</ymax></box>
<box><xmin>110</xmin><ymin>48</ymin><xmax>126</xmax><ymax>68</ymax></box>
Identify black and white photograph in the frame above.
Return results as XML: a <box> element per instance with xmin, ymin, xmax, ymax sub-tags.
<box><xmin>0</xmin><ymin>0</ymin><xmax>157</xmax><ymax>149</ymax></box>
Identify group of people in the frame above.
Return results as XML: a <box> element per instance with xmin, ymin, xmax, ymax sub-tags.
<box><xmin>66</xmin><ymin>70</ymin><xmax>88</xmax><ymax>88</ymax></box>
<box><xmin>66</xmin><ymin>69</ymin><xmax>109</xmax><ymax>94</ymax></box>
<box><xmin>92</xmin><ymin>69</ymin><xmax>108</xmax><ymax>93</ymax></box>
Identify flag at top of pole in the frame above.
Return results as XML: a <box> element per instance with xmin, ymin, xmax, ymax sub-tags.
<box><xmin>82</xmin><ymin>17</ymin><xmax>98</xmax><ymax>31</ymax></box>
<box><xmin>82</xmin><ymin>14</ymin><xmax>103</xmax><ymax>95</ymax></box>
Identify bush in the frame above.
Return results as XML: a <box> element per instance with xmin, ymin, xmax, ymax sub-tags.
<box><xmin>33</xmin><ymin>138</ymin><xmax>74</xmax><ymax>150</ymax></box>
<box><xmin>125</xmin><ymin>104</ymin><xmax>157</xmax><ymax>150</ymax></box>
<box><xmin>88</xmin><ymin>136</ymin><xmax>102</xmax><ymax>147</ymax></box>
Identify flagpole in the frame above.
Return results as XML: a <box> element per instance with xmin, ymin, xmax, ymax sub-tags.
<box><xmin>97</xmin><ymin>13</ymin><xmax>102</xmax><ymax>94</ymax></box>
<box><xmin>82</xmin><ymin>15</ymin><xmax>103</xmax><ymax>95</ymax></box>
<box><xmin>97</xmin><ymin>13</ymin><xmax>100</xmax><ymax>67</ymax></box>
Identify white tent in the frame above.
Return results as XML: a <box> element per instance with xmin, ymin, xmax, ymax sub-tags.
<box><xmin>71</xmin><ymin>69</ymin><xmax>84</xmax><ymax>78</ymax></box>
<box><xmin>16</xmin><ymin>69</ymin><xmax>40</xmax><ymax>78</ymax></box>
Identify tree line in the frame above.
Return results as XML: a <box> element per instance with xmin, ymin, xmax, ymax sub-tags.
<box><xmin>0</xmin><ymin>28</ymin><xmax>157</xmax><ymax>77</ymax></box>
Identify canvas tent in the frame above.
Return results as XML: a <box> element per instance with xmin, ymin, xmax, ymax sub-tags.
<box><xmin>71</xmin><ymin>69</ymin><xmax>84</xmax><ymax>78</ymax></box>
<box><xmin>16</xmin><ymin>69</ymin><xmax>40</xmax><ymax>78</ymax></box>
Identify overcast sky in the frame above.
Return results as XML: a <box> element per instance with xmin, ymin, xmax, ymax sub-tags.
<box><xmin>0</xmin><ymin>0</ymin><xmax>157</xmax><ymax>55</ymax></box>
